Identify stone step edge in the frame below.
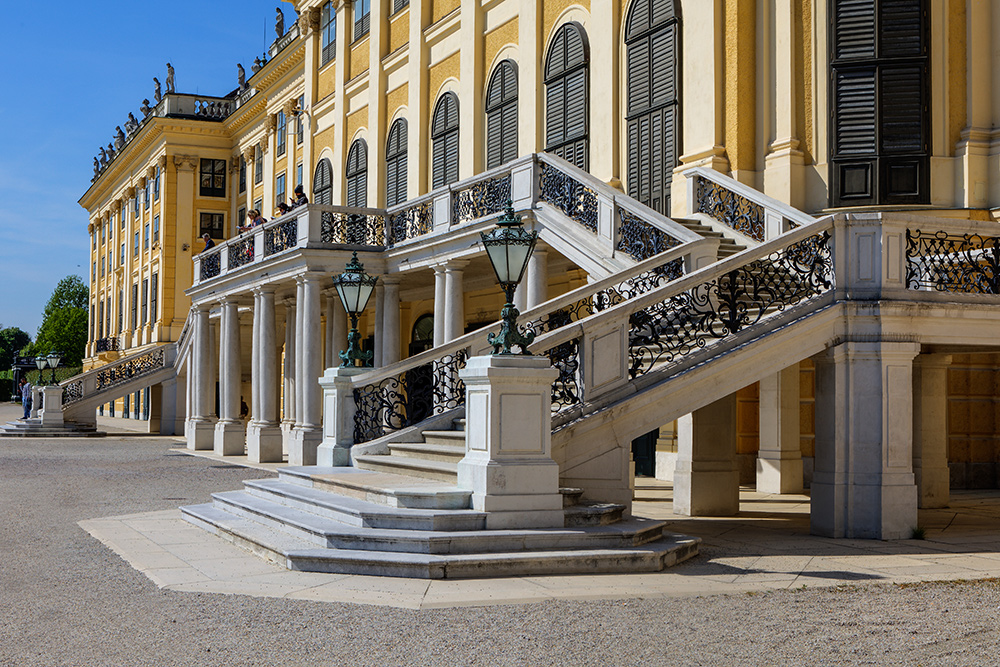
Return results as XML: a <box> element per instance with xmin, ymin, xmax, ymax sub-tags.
<box><xmin>182</xmin><ymin>504</ymin><xmax>700</xmax><ymax>579</ymax></box>
<box><xmin>278</xmin><ymin>467</ymin><xmax>471</xmax><ymax>510</ymax></box>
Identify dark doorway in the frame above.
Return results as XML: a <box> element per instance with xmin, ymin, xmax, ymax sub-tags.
<box><xmin>632</xmin><ymin>428</ymin><xmax>659</xmax><ymax>477</ymax></box>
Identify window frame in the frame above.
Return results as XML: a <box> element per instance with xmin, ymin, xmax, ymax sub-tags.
<box><xmin>354</xmin><ymin>0</ymin><xmax>370</xmax><ymax>41</ymax></box>
<box><xmin>276</xmin><ymin>111</ymin><xmax>287</xmax><ymax>157</ymax></box>
<box><xmin>321</xmin><ymin>2</ymin><xmax>337</xmax><ymax>65</ymax></box>
<box><xmin>199</xmin><ymin>158</ymin><xmax>227</xmax><ymax>198</ymax></box>
<box><xmin>199</xmin><ymin>211</ymin><xmax>226</xmax><ymax>239</ymax></box>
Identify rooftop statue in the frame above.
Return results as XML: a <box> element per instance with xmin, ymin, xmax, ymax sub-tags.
<box><xmin>140</xmin><ymin>99</ymin><xmax>152</xmax><ymax>116</ymax></box>
<box><xmin>275</xmin><ymin>7</ymin><xmax>284</xmax><ymax>37</ymax></box>
<box><xmin>126</xmin><ymin>112</ymin><xmax>139</xmax><ymax>135</ymax></box>
<box><xmin>153</xmin><ymin>78</ymin><xmax>162</xmax><ymax>103</ymax></box>
<box><xmin>114</xmin><ymin>127</ymin><xmax>125</xmax><ymax>151</ymax></box>
<box><xmin>165</xmin><ymin>63</ymin><xmax>176</xmax><ymax>94</ymax></box>
<box><xmin>252</xmin><ymin>57</ymin><xmax>262</xmax><ymax>74</ymax></box>
<box><xmin>107</xmin><ymin>142</ymin><xmax>116</xmax><ymax>160</ymax></box>
<box><xmin>238</xmin><ymin>63</ymin><xmax>246</xmax><ymax>89</ymax></box>
<box><xmin>93</xmin><ymin>157</ymin><xmax>100</xmax><ymax>178</ymax></box>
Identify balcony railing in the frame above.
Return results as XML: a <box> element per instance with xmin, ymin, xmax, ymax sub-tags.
<box><xmin>94</xmin><ymin>337</ymin><xmax>120</xmax><ymax>353</ymax></box>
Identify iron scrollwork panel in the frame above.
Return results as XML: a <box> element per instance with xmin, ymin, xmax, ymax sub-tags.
<box><xmin>696</xmin><ymin>176</ymin><xmax>765</xmax><ymax>242</ymax></box>
<box><xmin>452</xmin><ymin>175</ymin><xmax>512</xmax><ymax>224</ymax></box>
<box><xmin>201</xmin><ymin>251</ymin><xmax>221</xmax><ymax>280</ymax></box>
<box><xmin>387</xmin><ymin>202</ymin><xmax>432</xmax><ymax>247</ymax></box>
<box><xmin>321</xmin><ymin>212</ymin><xmax>387</xmax><ymax>247</ymax></box>
<box><xmin>538</xmin><ymin>163</ymin><xmax>599</xmax><ymax>233</ymax></box>
<box><xmin>62</xmin><ymin>381</ymin><xmax>84</xmax><ymax>405</ymax></box>
<box><xmin>906</xmin><ymin>230</ymin><xmax>1000</xmax><ymax>294</ymax></box>
<box><xmin>95</xmin><ymin>348</ymin><xmax>166</xmax><ymax>391</ymax></box>
<box><xmin>264</xmin><ymin>220</ymin><xmax>298</xmax><ymax>256</ymax></box>
<box><xmin>617</xmin><ymin>208</ymin><xmax>682</xmax><ymax>261</ymax></box>
<box><xmin>546</xmin><ymin>338</ymin><xmax>582</xmax><ymax>412</ymax></box>
<box><xmin>628</xmin><ymin>231</ymin><xmax>833</xmax><ymax>378</ymax></box>
<box><xmin>228</xmin><ymin>237</ymin><xmax>255</xmax><ymax>270</ymax></box>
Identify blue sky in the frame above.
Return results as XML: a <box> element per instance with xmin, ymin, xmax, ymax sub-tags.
<box><xmin>0</xmin><ymin>1</ymin><xmax>293</xmax><ymax>336</ymax></box>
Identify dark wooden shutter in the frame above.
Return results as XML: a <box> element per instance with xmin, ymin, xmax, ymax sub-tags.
<box><xmin>346</xmin><ymin>140</ymin><xmax>368</xmax><ymax>207</ymax></box>
<box><xmin>313</xmin><ymin>158</ymin><xmax>333</xmax><ymax>205</ymax></box>
<box><xmin>486</xmin><ymin>60</ymin><xmax>518</xmax><ymax>169</ymax></box>
<box><xmin>432</xmin><ymin>93</ymin><xmax>459</xmax><ymax>188</ymax></box>
<box><xmin>544</xmin><ymin>24</ymin><xmax>589</xmax><ymax>171</ymax></box>
<box><xmin>830</xmin><ymin>0</ymin><xmax>928</xmax><ymax>206</ymax></box>
<box><xmin>386</xmin><ymin>119</ymin><xmax>408</xmax><ymax>207</ymax></box>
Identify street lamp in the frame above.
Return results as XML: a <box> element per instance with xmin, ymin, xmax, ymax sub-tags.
<box><xmin>34</xmin><ymin>356</ymin><xmax>47</xmax><ymax>385</ymax></box>
<box><xmin>46</xmin><ymin>351</ymin><xmax>62</xmax><ymax>385</ymax></box>
<box><xmin>481</xmin><ymin>200</ymin><xmax>538</xmax><ymax>355</ymax></box>
<box><xmin>332</xmin><ymin>251</ymin><xmax>378</xmax><ymax>367</ymax></box>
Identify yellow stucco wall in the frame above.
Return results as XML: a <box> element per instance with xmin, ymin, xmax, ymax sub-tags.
<box><xmin>389</xmin><ymin>8</ymin><xmax>409</xmax><ymax>53</ymax></box>
<box><xmin>432</xmin><ymin>0</ymin><xmax>461</xmax><ymax>25</ymax></box>
<box><xmin>318</xmin><ymin>60</ymin><xmax>336</xmax><ymax>101</ymax></box>
<box><xmin>428</xmin><ymin>51</ymin><xmax>461</xmax><ymax>104</ymax></box>
<box><xmin>350</xmin><ymin>37</ymin><xmax>370</xmax><ymax>81</ymax></box>
<box><xmin>483</xmin><ymin>17</ymin><xmax>519</xmax><ymax>84</ymax></box>
<box><xmin>948</xmin><ymin>0</ymin><xmax>967</xmax><ymax>152</ymax></box>
<box><xmin>346</xmin><ymin>107</ymin><xmax>368</xmax><ymax>146</ymax></box>
<box><xmin>386</xmin><ymin>83</ymin><xmax>409</xmax><ymax>133</ymax></box>
<box><xmin>543</xmin><ymin>0</ymin><xmax>589</xmax><ymax>46</ymax></box>
<box><xmin>724</xmin><ymin>0</ymin><xmax>755</xmax><ymax>172</ymax></box>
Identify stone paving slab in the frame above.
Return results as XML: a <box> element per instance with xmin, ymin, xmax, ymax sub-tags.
<box><xmin>80</xmin><ymin>479</ymin><xmax>1000</xmax><ymax>610</ymax></box>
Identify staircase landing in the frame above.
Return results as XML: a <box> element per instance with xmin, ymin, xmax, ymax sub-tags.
<box><xmin>0</xmin><ymin>419</ymin><xmax>106</xmax><ymax>438</ymax></box>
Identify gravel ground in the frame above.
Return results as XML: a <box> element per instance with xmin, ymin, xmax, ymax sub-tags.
<box><xmin>2</xmin><ymin>422</ymin><xmax>999</xmax><ymax>666</ymax></box>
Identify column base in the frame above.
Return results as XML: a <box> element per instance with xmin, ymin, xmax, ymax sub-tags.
<box><xmin>811</xmin><ymin>474</ymin><xmax>918</xmax><ymax>539</ymax></box>
<box><xmin>186</xmin><ymin>418</ymin><xmax>216</xmax><ymax>451</ymax></box>
<box><xmin>457</xmin><ymin>458</ymin><xmax>564</xmax><ymax>528</ymax></box>
<box><xmin>214</xmin><ymin>420</ymin><xmax>246</xmax><ymax>456</ymax></box>
<box><xmin>756</xmin><ymin>456</ymin><xmax>804</xmax><ymax>494</ymax></box>
<box><xmin>246</xmin><ymin>422</ymin><xmax>283</xmax><ymax>463</ymax></box>
<box><xmin>673</xmin><ymin>468</ymin><xmax>739</xmax><ymax>516</ymax></box>
<box><xmin>289</xmin><ymin>426</ymin><xmax>323</xmax><ymax>466</ymax></box>
<box><xmin>317</xmin><ymin>441</ymin><xmax>352</xmax><ymax>466</ymax></box>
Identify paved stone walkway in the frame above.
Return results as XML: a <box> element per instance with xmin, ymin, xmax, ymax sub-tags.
<box><xmin>79</xmin><ymin>446</ymin><xmax>1000</xmax><ymax>610</ymax></box>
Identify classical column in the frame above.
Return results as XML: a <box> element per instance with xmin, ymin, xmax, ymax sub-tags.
<box><xmin>282</xmin><ymin>298</ymin><xmax>297</xmax><ymax>439</ymax></box>
<box><xmin>214</xmin><ymin>297</ymin><xmax>244</xmax><ymax>455</ymax></box>
<box><xmin>432</xmin><ymin>264</ymin><xmax>447</xmax><ymax>346</ymax></box>
<box><xmin>525</xmin><ymin>248</ymin><xmax>549</xmax><ymax>310</ymax></box>
<box><xmin>444</xmin><ymin>260</ymin><xmax>468</xmax><ymax>342</ymax></box>
<box><xmin>246</xmin><ymin>286</ymin><xmax>282</xmax><ymax>462</ymax></box>
<box><xmin>913</xmin><ymin>354</ymin><xmax>952</xmax><ymax>509</ymax></box>
<box><xmin>756</xmin><ymin>366</ymin><xmax>803</xmax><ymax>494</ymax></box>
<box><xmin>186</xmin><ymin>304</ymin><xmax>215</xmax><ymax>450</ymax></box>
<box><xmin>290</xmin><ymin>273</ymin><xmax>324</xmax><ymax>465</ymax></box>
<box><xmin>326</xmin><ymin>289</ymin><xmax>348</xmax><ymax>366</ymax></box>
<box><xmin>381</xmin><ymin>278</ymin><xmax>401</xmax><ymax>366</ymax></box>
<box><xmin>673</xmin><ymin>394</ymin><xmax>740</xmax><ymax>516</ymax></box>
<box><xmin>811</xmin><ymin>342</ymin><xmax>920</xmax><ymax>539</ymax></box>
<box><xmin>373</xmin><ymin>283</ymin><xmax>385</xmax><ymax>368</ymax></box>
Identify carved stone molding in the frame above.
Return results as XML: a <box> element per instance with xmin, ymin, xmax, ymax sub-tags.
<box><xmin>157</xmin><ymin>154</ymin><xmax>168</xmax><ymax>169</ymax></box>
<box><xmin>283</xmin><ymin>98</ymin><xmax>298</xmax><ymax>116</ymax></box>
<box><xmin>265</xmin><ymin>115</ymin><xmax>277</xmax><ymax>135</ymax></box>
<box><xmin>138</xmin><ymin>176</ymin><xmax>147</xmax><ymax>188</ymax></box>
<box><xmin>173</xmin><ymin>154</ymin><xmax>198</xmax><ymax>172</ymax></box>
<box><xmin>242</xmin><ymin>145</ymin><xmax>256</xmax><ymax>163</ymax></box>
<box><xmin>146</xmin><ymin>166</ymin><xmax>157</xmax><ymax>179</ymax></box>
<box><xmin>299</xmin><ymin>7</ymin><xmax>321</xmax><ymax>36</ymax></box>
<box><xmin>230</xmin><ymin>155</ymin><xmax>241</xmax><ymax>173</ymax></box>
<box><xmin>125</xmin><ymin>186</ymin><xmax>136</xmax><ymax>198</ymax></box>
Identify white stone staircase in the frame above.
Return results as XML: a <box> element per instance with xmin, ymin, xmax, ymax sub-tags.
<box><xmin>0</xmin><ymin>418</ymin><xmax>105</xmax><ymax>438</ymax></box>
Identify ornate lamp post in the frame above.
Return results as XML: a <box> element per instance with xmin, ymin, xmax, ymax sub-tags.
<box><xmin>34</xmin><ymin>356</ymin><xmax>48</xmax><ymax>386</ymax></box>
<box><xmin>332</xmin><ymin>251</ymin><xmax>378</xmax><ymax>367</ymax></box>
<box><xmin>481</xmin><ymin>200</ymin><xmax>538</xmax><ymax>355</ymax></box>
<box><xmin>46</xmin><ymin>351</ymin><xmax>62</xmax><ymax>385</ymax></box>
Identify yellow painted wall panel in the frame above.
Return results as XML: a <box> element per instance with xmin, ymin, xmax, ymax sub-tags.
<box><xmin>346</xmin><ymin>107</ymin><xmax>368</xmax><ymax>145</ymax></box>
<box><xmin>948</xmin><ymin>0</ymin><xmax>967</xmax><ymax>151</ymax></box>
<box><xmin>432</xmin><ymin>0</ymin><xmax>460</xmax><ymax>25</ymax></box>
<box><xmin>350</xmin><ymin>38</ymin><xmax>370</xmax><ymax>81</ymax></box>
<box><xmin>318</xmin><ymin>61</ymin><xmax>336</xmax><ymax>101</ymax></box>
<box><xmin>723</xmin><ymin>0</ymin><xmax>755</xmax><ymax>172</ymax></box>
<box><xmin>386</xmin><ymin>83</ymin><xmax>409</xmax><ymax>132</ymax></box>
<box><xmin>428</xmin><ymin>51</ymin><xmax>461</xmax><ymax>103</ymax></box>
<box><xmin>543</xmin><ymin>0</ymin><xmax>589</xmax><ymax>45</ymax></box>
<box><xmin>389</xmin><ymin>9</ymin><xmax>409</xmax><ymax>54</ymax></box>
<box><xmin>483</xmin><ymin>17</ymin><xmax>519</xmax><ymax>83</ymax></box>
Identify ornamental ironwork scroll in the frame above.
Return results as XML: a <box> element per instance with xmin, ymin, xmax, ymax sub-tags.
<box><xmin>695</xmin><ymin>175</ymin><xmax>765</xmax><ymax>242</ymax></box>
<box><xmin>95</xmin><ymin>348</ymin><xmax>166</xmax><ymax>391</ymax></box>
<box><xmin>905</xmin><ymin>230</ymin><xmax>1000</xmax><ymax>294</ymax></box>
<box><xmin>352</xmin><ymin>350</ymin><xmax>469</xmax><ymax>444</ymax></box>
<box><xmin>228</xmin><ymin>237</ymin><xmax>255</xmax><ymax>270</ymax></box>
<box><xmin>617</xmin><ymin>208</ymin><xmax>683</xmax><ymax>261</ymax></box>
<box><xmin>62</xmin><ymin>381</ymin><xmax>84</xmax><ymax>405</ymax></box>
<box><xmin>320</xmin><ymin>211</ymin><xmax>387</xmax><ymax>247</ymax></box>
<box><xmin>627</xmin><ymin>231</ymin><xmax>833</xmax><ymax>379</ymax></box>
<box><xmin>387</xmin><ymin>201</ymin><xmax>432</xmax><ymax>247</ymax></box>
<box><xmin>546</xmin><ymin>338</ymin><xmax>582</xmax><ymax>413</ymax></box>
<box><xmin>538</xmin><ymin>163</ymin><xmax>599</xmax><ymax>233</ymax></box>
<box><xmin>452</xmin><ymin>175</ymin><xmax>512</xmax><ymax>224</ymax></box>
<box><xmin>201</xmin><ymin>250</ymin><xmax>221</xmax><ymax>280</ymax></box>
<box><xmin>264</xmin><ymin>219</ymin><xmax>298</xmax><ymax>256</ymax></box>
<box><xmin>94</xmin><ymin>337</ymin><xmax>120</xmax><ymax>353</ymax></box>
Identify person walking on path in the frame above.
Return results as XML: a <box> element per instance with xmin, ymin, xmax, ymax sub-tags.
<box><xmin>19</xmin><ymin>378</ymin><xmax>32</xmax><ymax>420</ymax></box>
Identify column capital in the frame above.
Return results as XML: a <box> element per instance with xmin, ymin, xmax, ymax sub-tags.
<box><xmin>298</xmin><ymin>6</ymin><xmax>321</xmax><ymax>36</ymax></box>
<box><xmin>442</xmin><ymin>259</ymin><xmax>470</xmax><ymax>272</ymax></box>
<box><xmin>173</xmin><ymin>154</ymin><xmax>198</xmax><ymax>172</ymax></box>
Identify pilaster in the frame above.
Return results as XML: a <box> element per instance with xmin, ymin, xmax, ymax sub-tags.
<box><xmin>756</xmin><ymin>365</ymin><xmax>803</xmax><ymax>494</ymax></box>
<box><xmin>673</xmin><ymin>393</ymin><xmax>740</xmax><ymax>516</ymax></box>
<box><xmin>912</xmin><ymin>354</ymin><xmax>952</xmax><ymax>509</ymax></box>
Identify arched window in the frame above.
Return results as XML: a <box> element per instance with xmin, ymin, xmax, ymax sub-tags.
<box><xmin>346</xmin><ymin>139</ymin><xmax>368</xmax><ymax>207</ymax></box>
<box><xmin>544</xmin><ymin>23</ymin><xmax>589</xmax><ymax>170</ymax></box>
<box><xmin>313</xmin><ymin>158</ymin><xmax>333</xmax><ymax>205</ymax></box>
<box><xmin>431</xmin><ymin>92</ymin><xmax>460</xmax><ymax>188</ymax></box>
<box><xmin>485</xmin><ymin>60</ymin><xmax>518</xmax><ymax>170</ymax></box>
<box><xmin>625</xmin><ymin>0</ymin><xmax>680</xmax><ymax>215</ymax></box>
<box><xmin>385</xmin><ymin>119</ymin><xmax>408</xmax><ymax>207</ymax></box>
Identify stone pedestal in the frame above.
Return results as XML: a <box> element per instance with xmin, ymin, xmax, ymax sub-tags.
<box><xmin>39</xmin><ymin>386</ymin><xmax>64</xmax><ymax>427</ymax></box>
<box><xmin>756</xmin><ymin>367</ymin><xmax>803</xmax><ymax>494</ymax></box>
<box><xmin>247</xmin><ymin>423</ymin><xmax>283</xmax><ymax>462</ymax></box>
<box><xmin>811</xmin><ymin>342</ymin><xmax>920</xmax><ymax>539</ymax></box>
<box><xmin>913</xmin><ymin>354</ymin><xmax>952</xmax><ymax>509</ymax></box>
<box><xmin>30</xmin><ymin>386</ymin><xmax>41</xmax><ymax>418</ymax></box>
<box><xmin>456</xmin><ymin>355</ymin><xmax>563</xmax><ymax>529</ymax></box>
<box><xmin>673</xmin><ymin>394</ymin><xmax>739</xmax><ymax>516</ymax></box>
<box><xmin>317</xmin><ymin>367</ymin><xmax>367</xmax><ymax>466</ymax></box>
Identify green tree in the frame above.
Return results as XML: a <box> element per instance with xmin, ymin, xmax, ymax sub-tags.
<box><xmin>0</xmin><ymin>327</ymin><xmax>31</xmax><ymax>370</ymax></box>
<box><xmin>28</xmin><ymin>276</ymin><xmax>89</xmax><ymax>367</ymax></box>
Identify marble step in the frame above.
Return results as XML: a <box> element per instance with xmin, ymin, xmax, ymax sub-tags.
<box><xmin>243</xmin><ymin>478</ymin><xmax>486</xmax><ymax>531</ymax></box>
<box><xmin>278</xmin><ymin>466</ymin><xmax>470</xmax><ymax>509</ymax></box>
<box><xmin>183</xmin><ymin>503</ymin><xmax>699</xmax><ymax>579</ymax></box>
<box><xmin>387</xmin><ymin>441</ymin><xmax>465</xmax><ymax>463</ymax></box>
<box><xmin>0</xmin><ymin>420</ymin><xmax>105</xmax><ymax>438</ymax></box>
<box><xmin>353</xmin><ymin>453</ymin><xmax>457</xmax><ymax>483</ymax></box>
<box><xmin>418</xmin><ymin>430</ymin><xmax>467</xmax><ymax>448</ymax></box>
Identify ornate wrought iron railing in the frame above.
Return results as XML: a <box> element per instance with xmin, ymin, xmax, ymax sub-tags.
<box><xmin>265</xmin><ymin>219</ymin><xmax>298</xmax><ymax>256</ymax></box>
<box><xmin>95</xmin><ymin>347</ymin><xmax>166</xmax><ymax>391</ymax></box>
<box><xmin>906</xmin><ymin>230</ymin><xmax>1000</xmax><ymax>294</ymax></box>
<box><xmin>537</xmin><ymin>161</ymin><xmax>599</xmax><ymax>233</ymax></box>
<box><xmin>386</xmin><ymin>199</ymin><xmax>433</xmax><ymax>247</ymax></box>
<box><xmin>617</xmin><ymin>207</ymin><xmax>683</xmax><ymax>261</ymax></box>
<box><xmin>94</xmin><ymin>337</ymin><xmax>120</xmax><ymax>353</ymax></box>
<box><xmin>228</xmin><ymin>237</ymin><xmax>255</xmax><ymax>270</ymax></box>
<box><xmin>452</xmin><ymin>174</ymin><xmax>512</xmax><ymax>225</ymax></box>
<box><xmin>200</xmin><ymin>249</ymin><xmax>222</xmax><ymax>280</ymax></box>
<box><xmin>63</xmin><ymin>380</ymin><xmax>84</xmax><ymax>405</ymax></box>
<box><xmin>320</xmin><ymin>211</ymin><xmax>387</xmax><ymax>247</ymax></box>
<box><xmin>695</xmin><ymin>175</ymin><xmax>766</xmax><ymax>242</ymax></box>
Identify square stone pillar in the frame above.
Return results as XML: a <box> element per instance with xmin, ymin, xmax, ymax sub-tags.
<box><xmin>30</xmin><ymin>386</ymin><xmax>41</xmax><ymax>418</ymax></box>
<box><xmin>811</xmin><ymin>341</ymin><xmax>920</xmax><ymax>539</ymax></box>
<box><xmin>456</xmin><ymin>355</ymin><xmax>563</xmax><ymax>529</ymax></box>
<box><xmin>673</xmin><ymin>394</ymin><xmax>740</xmax><ymax>516</ymax></box>
<box><xmin>317</xmin><ymin>366</ymin><xmax>367</xmax><ymax>466</ymax></box>
<box><xmin>913</xmin><ymin>354</ymin><xmax>952</xmax><ymax>509</ymax></box>
<box><xmin>39</xmin><ymin>386</ymin><xmax>64</xmax><ymax>427</ymax></box>
<box><xmin>756</xmin><ymin>366</ymin><xmax>803</xmax><ymax>494</ymax></box>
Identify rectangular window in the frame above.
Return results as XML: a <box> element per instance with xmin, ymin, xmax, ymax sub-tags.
<box><xmin>141</xmin><ymin>278</ymin><xmax>148</xmax><ymax>326</ymax></box>
<box><xmin>154</xmin><ymin>166</ymin><xmax>160</xmax><ymax>200</ymax></box>
<box><xmin>153</xmin><ymin>215</ymin><xmax>159</xmax><ymax>243</ymax></box>
<box><xmin>143</xmin><ymin>223</ymin><xmax>149</xmax><ymax>250</ymax></box>
<box><xmin>101</xmin><ymin>256</ymin><xmax>105</xmax><ymax>277</ymax></box>
<box><xmin>98</xmin><ymin>301</ymin><xmax>104</xmax><ymax>339</ymax></box>
<box><xmin>392</xmin><ymin>0</ymin><xmax>409</xmax><ymax>14</ymax></box>
<box><xmin>120</xmin><ymin>243</ymin><xmax>125</xmax><ymax>266</ymax></box>
<box><xmin>123</xmin><ymin>394</ymin><xmax>129</xmax><ymax>417</ymax></box>
<box><xmin>118</xmin><ymin>289</ymin><xmax>124</xmax><ymax>333</ymax></box>
<box><xmin>354</xmin><ymin>0</ymin><xmax>370</xmax><ymax>40</ymax></box>
<box><xmin>133</xmin><ymin>232</ymin><xmax>139</xmax><ymax>257</ymax></box>
<box><xmin>254</xmin><ymin>198</ymin><xmax>262</xmax><ymax>215</ymax></box>
<box><xmin>93</xmin><ymin>231</ymin><xmax>97</xmax><ymax>249</ymax></box>
<box><xmin>131</xmin><ymin>283</ymin><xmax>138</xmax><ymax>329</ymax></box>
<box><xmin>90</xmin><ymin>304</ymin><xmax>95</xmax><ymax>342</ymax></box>
<box><xmin>199</xmin><ymin>212</ymin><xmax>225</xmax><ymax>238</ymax></box>
<box><xmin>239</xmin><ymin>157</ymin><xmax>247</xmax><ymax>193</ymax></box>
<box><xmin>121</xmin><ymin>202</ymin><xmax>126</xmax><ymax>228</ymax></box>
<box><xmin>297</xmin><ymin>96</ymin><xmax>305</xmax><ymax>144</ymax></box>
<box><xmin>321</xmin><ymin>3</ymin><xmax>336</xmax><ymax>64</ymax></box>
<box><xmin>144</xmin><ymin>182</ymin><xmax>150</xmax><ymax>210</ymax></box>
<box><xmin>238</xmin><ymin>206</ymin><xmax>246</xmax><ymax>227</ymax></box>
<box><xmin>276</xmin><ymin>172</ymin><xmax>286</xmax><ymax>208</ymax></box>
<box><xmin>200</xmin><ymin>158</ymin><xmax>227</xmax><ymax>197</ymax></box>
<box><xmin>107</xmin><ymin>221</ymin><xmax>112</xmax><ymax>241</ymax></box>
<box><xmin>92</xmin><ymin>261</ymin><xmax>96</xmax><ymax>281</ymax></box>
<box><xmin>276</xmin><ymin>112</ymin><xmax>286</xmax><ymax>156</ymax></box>
<box><xmin>150</xmin><ymin>273</ymin><xmax>158</xmax><ymax>324</ymax></box>
<box><xmin>100</xmin><ymin>225</ymin><xmax>105</xmax><ymax>245</ymax></box>
<box><xmin>134</xmin><ymin>196</ymin><xmax>139</xmax><ymax>219</ymax></box>
<box><xmin>296</xmin><ymin>163</ymin><xmax>303</xmax><ymax>189</ymax></box>
<box><xmin>254</xmin><ymin>145</ymin><xmax>263</xmax><ymax>184</ymax></box>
